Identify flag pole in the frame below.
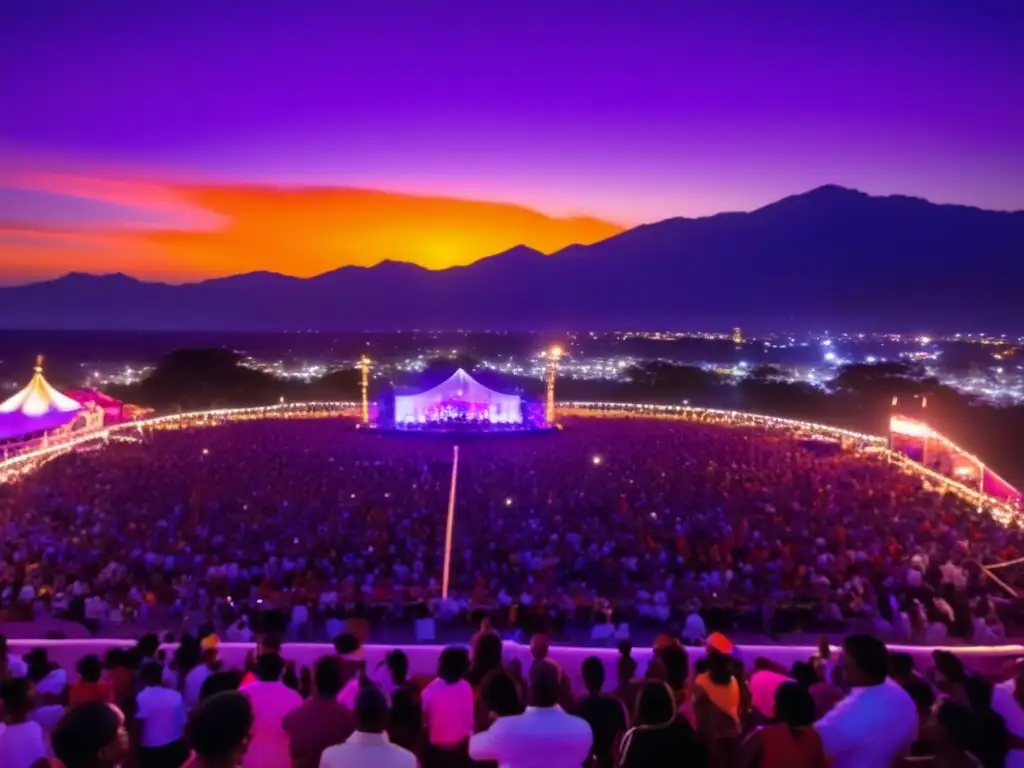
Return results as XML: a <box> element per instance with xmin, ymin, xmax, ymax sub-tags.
<box><xmin>441</xmin><ymin>444</ymin><xmax>460</xmax><ymax>600</ymax></box>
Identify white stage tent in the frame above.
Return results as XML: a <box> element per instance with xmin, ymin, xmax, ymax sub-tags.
<box><xmin>0</xmin><ymin>359</ymin><xmax>83</xmax><ymax>441</ymax></box>
<box><xmin>394</xmin><ymin>368</ymin><xmax>522</xmax><ymax>424</ymax></box>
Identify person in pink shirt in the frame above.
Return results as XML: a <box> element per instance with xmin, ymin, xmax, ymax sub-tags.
<box><xmin>421</xmin><ymin>646</ymin><xmax>474</xmax><ymax>768</ymax></box>
<box><xmin>240</xmin><ymin>654</ymin><xmax>303</xmax><ymax>768</ymax></box>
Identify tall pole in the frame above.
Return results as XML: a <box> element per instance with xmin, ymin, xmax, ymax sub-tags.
<box><xmin>441</xmin><ymin>444</ymin><xmax>460</xmax><ymax>600</ymax></box>
<box><xmin>359</xmin><ymin>356</ymin><xmax>370</xmax><ymax>425</ymax></box>
<box><xmin>546</xmin><ymin>346</ymin><xmax>561</xmax><ymax>425</ymax></box>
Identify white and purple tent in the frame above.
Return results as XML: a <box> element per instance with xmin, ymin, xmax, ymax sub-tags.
<box><xmin>394</xmin><ymin>368</ymin><xmax>522</xmax><ymax>424</ymax></box>
<box><xmin>0</xmin><ymin>358</ymin><xmax>83</xmax><ymax>441</ymax></box>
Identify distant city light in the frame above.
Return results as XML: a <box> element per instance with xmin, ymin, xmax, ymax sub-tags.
<box><xmin>592</xmin><ymin>455</ymin><xmax>603</xmax><ymax>465</ymax></box>
<box><xmin>866</xmin><ymin>356</ymin><xmax>877</xmax><ymax>363</ymax></box>
<box><xmin>824</xmin><ymin>352</ymin><xmax>837</xmax><ymax>362</ymax></box>
<box><xmin>505</xmin><ymin>497</ymin><xmax>513</xmax><ymax>507</ymax></box>
<box><xmin>822</xmin><ymin>339</ymin><xmax>833</xmax><ymax>347</ymax></box>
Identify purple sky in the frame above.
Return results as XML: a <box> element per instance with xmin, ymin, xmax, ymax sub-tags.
<box><xmin>1</xmin><ymin>0</ymin><xmax>1023</xmax><ymax>226</ymax></box>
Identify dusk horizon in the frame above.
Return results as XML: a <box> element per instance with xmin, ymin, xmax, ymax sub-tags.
<box><xmin>3</xmin><ymin>0</ymin><xmax>1023</xmax><ymax>288</ymax></box>
<box><xmin>1</xmin><ymin>182</ymin><xmax>1021</xmax><ymax>288</ymax></box>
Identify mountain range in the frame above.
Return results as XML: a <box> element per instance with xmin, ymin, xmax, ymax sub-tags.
<box><xmin>2</xmin><ymin>185</ymin><xmax>1022</xmax><ymax>332</ymax></box>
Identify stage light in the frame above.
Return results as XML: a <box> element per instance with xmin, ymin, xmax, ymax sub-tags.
<box><xmin>592</xmin><ymin>455</ymin><xmax>602</xmax><ymax>465</ymax></box>
<box><xmin>505</xmin><ymin>497</ymin><xmax>513</xmax><ymax>507</ymax></box>
<box><xmin>202</xmin><ymin>448</ymin><xmax>209</xmax><ymax>455</ymax></box>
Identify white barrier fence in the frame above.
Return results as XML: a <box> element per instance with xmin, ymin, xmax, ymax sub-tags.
<box><xmin>8</xmin><ymin>638</ymin><xmax>1024</xmax><ymax>693</ymax></box>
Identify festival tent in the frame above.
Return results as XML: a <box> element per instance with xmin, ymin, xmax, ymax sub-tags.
<box><xmin>0</xmin><ymin>358</ymin><xmax>83</xmax><ymax>441</ymax></box>
<box><xmin>66</xmin><ymin>388</ymin><xmax>126</xmax><ymax>422</ymax></box>
<box><xmin>890</xmin><ymin>414</ymin><xmax>1022</xmax><ymax>504</ymax></box>
<box><xmin>394</xmin><ymin>368</ymin><xmax>522</xmax><ymax>424</ymax></box>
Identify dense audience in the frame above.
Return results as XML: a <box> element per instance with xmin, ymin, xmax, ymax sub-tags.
<box><xmin>0</xmin><ymin>417</ymin><xmax>1017</xmax><ymax>646</ymax></box>
<box><xmin>0</xmin><ymin>415</ymin><xmax>1022</xmax><ymax>765</ymax></box>
<box><xmin>0</xmin><ymin>628</ymin><xmax>1018</xmax><ymax>767</ymax></box>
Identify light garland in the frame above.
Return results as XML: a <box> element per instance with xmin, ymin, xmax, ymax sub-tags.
<box><xmin>0</xmin><ymin>398</ymin><xmax>1017</xmax><ymax>527</ymax></box>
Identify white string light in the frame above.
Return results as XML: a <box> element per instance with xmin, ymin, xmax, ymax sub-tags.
<box><xmin>0</xmin><ymin>399</ymin><xmax>1017</xmax><ymax>526</ymax></box>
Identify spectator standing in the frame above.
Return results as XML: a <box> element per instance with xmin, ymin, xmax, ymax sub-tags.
<box><xmin>332</xmin><ymin>635</ymin><xmax>368</xmax><ymax>712</ymax></box>
<box><xmin>815</xmin><ymin>635</ymin><xmax>917</xmax><ymax>768</ymax></box>
<box><xmin>183</xmin><ymin>692</ymin><xmax>254</xmax><ymax>768</ymax></box>
<box><xmin>740</xmin><ymin>682</ymin><xmax>825</xmax><ymax>768</ymax></box>
<box><xmin>135</xmin><ymin>661</ymin><xmax>188</xmax><ymax>768</ymax></box>
<box><xmin>0</xmin><ymin>634</ymin><xmax>28</xmax><ymax>680</ymax></box>
<box><xmin>748</xmin><ymin>660</ymin><xmax>793</xmax><ymax>722</ymax></box>
<box><xmin>383</xmin><ymin>651</ymin><xmax>421</xmax><ymax>754</ymax></box>
<box><xmin>319</xmin><ymin>686</ymin><xmax>416</xmax><ymax>768</ymax></box>
<box><xmin>923</xmin><ymin>702</ymin><xmax>984</xmax><ymax>768</ymax></box>
<box><xmin>51</xmin><ymin>702</ymin><xmax>130</xmax><ymax>768</ymax></box>
<box><xmin>469</xmin><ymin>660</ymin><xmax>592</xmax><ymax>768</ymax></box>
<box><xmin>790</xmin><ymin>662</ymin><xmax>843</xmax><ymax>720</ymax></box>
<box><xmin>693</xmin><ymin>650</ymin><xmax>743</xmax><ymax>764</ymax></box>
<box><xmin>183</xmin><ymin>643</ymin><xmax>220</xmax><ymax>711</ymax></box>
<box><xmin>989</xmin><ymin>667</ymin><xmax>1024</xmax><ymax>768</ymax></box>
<box><xmin>283</xmin><ymin>656</ymin><xmax>356</xmax><ymax>768</ymax></box>
<box><xmin>240</xmin><ymin>654</ymin><xmax>303</xmax><ymax>768</ymax></box>
<box><xmin>577</xmin><ymin>656</ymin><xmax>628</xmax><ymax>768</ymax></box>
<box><xmin>69</xmin><ymin>655</ymin><xmax>113</xmax><ymax>707</ymax></box>
<box><xmin>963</xmin><ymin>677</ymin><xmax>1007</xmax><ymax>768</ymax></box>
<box><xmin>422</xmin><ymin>646</ymin><xmax>475</xmax><ymax>768</ymax></box>
<box><xmin>618</xmin><ymin>680</ymin><xmax>707</xmax><ymax>768</ymax></box>
<box><xmin>0</xmin><ymin>677</ymin><xmax>49</xmax><ymax>768</ymax></box>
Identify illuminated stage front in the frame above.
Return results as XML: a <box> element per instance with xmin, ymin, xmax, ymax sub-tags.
<box><xmin>373</xmin><ymin>368</ymin><xmax>554</xmax><ymax>435</ymax></box>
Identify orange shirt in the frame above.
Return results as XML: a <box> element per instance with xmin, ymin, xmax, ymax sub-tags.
<box><xmin>694</xmin><ymin>672</ymin><xmax>741</xmax><ymax>721</ymax></box>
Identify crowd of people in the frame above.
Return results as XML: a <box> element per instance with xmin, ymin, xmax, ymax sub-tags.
<box><xmin>1</xmin><ymin>626</ymin><xmax>1021</xmax><ymax>767</ymax></box>
<box><xmin>0</xmin><ymin>417</ymin><xmax>1018</xmax><ymax>644</ymax></box>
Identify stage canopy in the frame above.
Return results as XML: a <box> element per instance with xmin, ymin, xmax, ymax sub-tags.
<box><xmin>0</xmin><ymin>359</ymin><xmax>83</xmax><ymax>441</ymax></box>
<box><xmin>394</xmin><ymin>368</ymin><xmax>522</xmax><ymax>424</ymax></box>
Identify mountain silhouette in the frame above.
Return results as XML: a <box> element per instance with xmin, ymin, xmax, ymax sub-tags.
<box><xmin>1</xmin><ymin>186</ymin><xmax>1021</xmax><ymax>332</ymax></box>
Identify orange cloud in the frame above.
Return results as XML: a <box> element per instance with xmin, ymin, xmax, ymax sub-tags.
<box><xmin>0</xmin><ymin>181</ymin><xmax>623</xmax><ymax>284</ymax></box>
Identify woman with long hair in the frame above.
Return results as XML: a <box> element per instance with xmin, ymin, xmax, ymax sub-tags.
<box><xmin>619</xmin><ymin>681</ymin><xmax>707</xmax><ymax>767</ymax></box>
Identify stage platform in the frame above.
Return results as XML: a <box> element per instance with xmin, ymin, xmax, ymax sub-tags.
<box><xmin>357</xmin><ymin>422</ymin><xmax>562</xmax><ymax>440</ymax></box>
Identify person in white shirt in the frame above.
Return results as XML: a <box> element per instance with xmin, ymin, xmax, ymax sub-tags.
<box><xmin>990</xmin><ymin>668</ymin><xmax>1024</xmax><ymax>768</ymax></box>
<box><xmin>319</xmin><ymin>686</ymin><xmax>416</xmax><ymax>768</ymax></box>
<box><xmin>0</xmin><ymin>635</ymin><xmax>28</xmax><ymax>679</ymax></box>
<box><xmin>184</xmin><ymin>645</ymin><xmax>220</xmax><ymax>710</ymax></box>
<box><xmin>0</xmin><ymin>678</ymin><xmax>49</xmax><ymax>768</ymax></box>
<box><xmin>421</xmin><ymin>646</ymin><xmax>475</xmax><ymax>764</ymax></box>
<box><xmin>241</xmin><ymin>653</ymin><xmax>304</xmax><ymax>768</ymax></box>
<box><xmin>682</xmin><ymin>608</ymin><xmax>707</xmax><ymax>645</ymax></box>
<box><xmin>135</xmin><ymin>662</ymin><xmax>189</xmax><ymax>768</ymax></box>
<box><xmin>469</xmin><ymin>660</ymin><xmax>592</xmax><ymax>768</ymax></box>
<box><xmin>815</xmin><ymin>634</ymin><xmax>917</xmax><ymax>768</ymax></box>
